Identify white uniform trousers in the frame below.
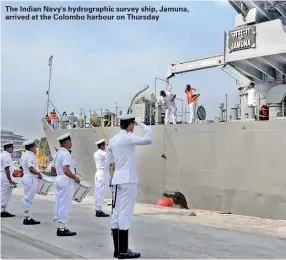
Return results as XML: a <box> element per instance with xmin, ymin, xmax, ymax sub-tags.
<box><xmin>111</xmin><ymin>183</ymin><xmax>137</xmax><ymax>230</ymax></box>
<box><xmin>1</xmin><ymin>174</ymin><xmax>12</xmax><ymax>210</ymax></box>
<box><xmin>189</xmin><ymin>102</ymin><xmax>198</xmax><ymax>123</ymax></box>
<box><xmin>94</xmin><ymin>169</ymin><xmax>108</xmax><ymax>211</ymax></box>
<box><xmin>165</xmin><ymin>106</ymin><xmax>177</xmax><ymax>125</ymax></box>
<box><xmin>22</xmin><ymin>174</ymin><xmax>38</xmax><ymax>215</ymax></box>
<box><xmin>55</xmin><ymin>175</ymin><xmax>74</xmax><ymax>225</ymax></box>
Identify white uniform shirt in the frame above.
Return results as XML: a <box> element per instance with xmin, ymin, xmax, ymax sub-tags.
<box><xmin>21</xmin><ymin>151</ymin><xmax>39</xmax><ymax>176</ymax></box>
<box><xmin>159</xmin><ymin>91</ymin><xmax>176</xmax><ymax>108</ymax></box>
<box><xmin>104</xmin><ymin>122</ymin><xmax>152</xmax><ymax>185</ymax></box>
<box><xmin>247</xmin><ymin>88</ymin><xmax>258</xmax><ymax>106</ymax></box>
<box><xmin>55</xmin><ymin>148</ymin><xmax>75</xmax><ymax>176</ymax></box>
<box><xmin>94</xmin><ymin>149</ymin><xmax>106</xmax><ymax>170</ymax></box>
<box><xmin>1</xmin><ymin>151</ymin><xmax>14</xmax><ymax>175</ymax></box>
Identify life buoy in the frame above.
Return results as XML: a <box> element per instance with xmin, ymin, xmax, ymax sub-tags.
<box><xmin>197</xmin><ymin>105</ymin><xmax>206</xmax><ymax>120</ymax></box>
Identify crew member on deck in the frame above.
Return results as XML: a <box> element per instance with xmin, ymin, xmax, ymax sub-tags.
<box><xmin>1</xmin><ymin>142</ymin><xmax>17</xmax><ymax>218</ymax></box>
<box><xmin>185</xmin><ymin>84</ymin><xmax>200</xmax><ymax>123</ymax></box>
<box><xmin>104</xmin><ymin>114</ymin><xmax>152</xmax><ymax>259</ymax></box>
<box><xmin>246</xmin><ymin>82</ymin><xmax>258</xmax><ymax>116</ymax></box>
<box><xmin>94</xmin><ymin>139</ymin><xmax>110</xmax><ymax>217</ymax></box>
<box><xmin>54</xmin><ymin>133</ymin><xmax>80</xmax><ymax>237</ymax></box>
<box><xmin>21</xmin><ymin>139</ymin><xmax>42</xmax><ymax>225</ymax></box>
<box><xmin>159</xmin><ymin>90</ymin><xmax>177</xmax><ymax>125</ymax></box>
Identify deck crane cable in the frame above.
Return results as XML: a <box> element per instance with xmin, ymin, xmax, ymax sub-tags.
<box><xmin>38</xmin><ymin>99</ymin><xmax>60</xmax><ymax>172</ymax></box>
<box><xmin>163</xmin><ymin>125</ymin><xmax>196</xmax><ymax>209</ymax></box>
<box><xmin>163</xmin><ymin>80</ymin><xmax>196</xmax><ymax>209</ymax></box>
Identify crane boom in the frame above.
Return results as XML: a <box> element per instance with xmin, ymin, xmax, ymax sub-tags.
<box><xmin>166</xmin><ymin>54</ymin><xmax>224</xmax><ymax>79</ymax></box>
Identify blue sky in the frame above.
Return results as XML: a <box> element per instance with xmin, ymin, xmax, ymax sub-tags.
<box><xmin>1</xmin><ymin>1</ymin><xmax>238</xmax><ymax>138</ymax></box>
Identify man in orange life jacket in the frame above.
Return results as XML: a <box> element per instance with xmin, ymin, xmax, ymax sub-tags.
<box><xmin>50</xmin><ymin>110</ymin><xmax>58</xmax><ymax>129</ymax></box>
<box><xmin>185</xmin><ymin>85</ymin><xmax>200</xmax><ymax>123</ymax></box>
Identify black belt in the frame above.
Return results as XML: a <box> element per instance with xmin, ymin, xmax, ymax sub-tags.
<box><xmin>111</xmin><ymin>185</ymin><xmax>118</xmax><ymax>215</ymax></box>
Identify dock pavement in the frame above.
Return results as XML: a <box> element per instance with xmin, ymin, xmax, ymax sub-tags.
<box><xmin>1</xmin><ymin>188</ymin><xmax>286</xmax><ymax>259</ymax></box>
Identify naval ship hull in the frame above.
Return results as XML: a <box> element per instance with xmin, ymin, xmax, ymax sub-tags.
<box><xmin>43</xmin><ymin>119</ymin><xmax>286</xmax><ymax>220</ymax></box>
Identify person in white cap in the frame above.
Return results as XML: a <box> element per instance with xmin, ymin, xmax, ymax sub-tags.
<box><xmin>104</xmin><ymin>113</ymin><xmax>152</xmax><ymax>259</ymax></box>
<box><xmin>21</xmin><ymin>139</ymin><xmax>42</xmax><ymax>225</ymax></box>
<box><xmin>1</xmin><ymin>142</ymin><xmax>17</xmax><ymax>218</ymax></box>
<box><xmin>54</xmin><ymin>133</ymin><xmax>80</xmax><ymax>237</ymax></box>
<box><xmin>93</xmin><ymin>138</ymin><xmax>110</xmax><ymax>217</ymax></box>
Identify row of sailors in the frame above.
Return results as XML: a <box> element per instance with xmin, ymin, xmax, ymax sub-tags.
<box><xmin>1</xmin><ymin>113</ymin><xmax>152</xmax><ymax>259</ymax></box>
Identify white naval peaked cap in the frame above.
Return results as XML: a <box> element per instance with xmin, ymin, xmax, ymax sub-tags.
<box><xmin>118</xmin><ymin>114</ymin><xmax>136</xmax><ymax>120</ymax></box>
<box><xmin>4</xmin><ymin>141</ymin><xmax>13</xmax><ymax>146</ymax></box>
<box><xmin>95</xmin><ymin>139</ymin><xmax>105</xmax><ymax>145</ymax></box>
<box><xmin>23</xmin><ymin>139</ymin><xmax>36</xmax><ymax>146</ymax></box>
<box><xmin>56</xmin><ymin>133</ymin><xmax>71</xmax><ymax>141</ymax></box>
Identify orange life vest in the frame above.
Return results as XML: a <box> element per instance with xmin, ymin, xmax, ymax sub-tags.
<box><xmin>186</xmin><ymin>89</ymin><xmax>198</xmax><ymax>104</ymax></box>
<box><xmin>50</xmin><ymin>112</ymin><xmax>57</xmax><ymax>120</ymax></box>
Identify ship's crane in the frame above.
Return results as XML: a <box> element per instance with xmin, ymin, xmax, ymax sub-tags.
<box><xmin>166</xmin><ymin>54</ymin><xmax>225</xmax><ymax>80</ymax></box>
<box><xmin>166</xmin><ymin>0</ymin><xmax>286</xmax><ymax>90</ymax></box>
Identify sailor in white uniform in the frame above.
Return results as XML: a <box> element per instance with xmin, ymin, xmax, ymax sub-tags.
<box><xmin>159</xmin><ymin>90</ymin><xmax>177</xmax><ymax>125</ymax></box>
<box><xmin>104</xmin><ymin>114</ymin><xmax>152</xmax><ymax>259</ymax></box>
<box><xmin>54</xmin><ymin>133</ymin><xmax>80</xmax><ymax>237</ymax></box>
<box><xmin>94</xmin><ymin>139</ymin><xmax>110</xmax><ymax>217</ymax></box>
<box><xmin>1</xmin><ymin>142</ymin><xmax>17</xmax><ymax>218</ymax></box>
<box><xmin>21</xmin><ymin>139</ymin><xmax>42</xmax><ymax>225</ymax></box>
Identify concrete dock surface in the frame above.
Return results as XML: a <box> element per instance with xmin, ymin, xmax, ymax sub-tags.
<box><xmin>1</xmin><ymin>188</ymin><xmax>286</xmax><ymax>259</ymax></box>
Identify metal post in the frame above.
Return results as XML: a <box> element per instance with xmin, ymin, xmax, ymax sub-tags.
<box><xmin>115</xmin><ymin>103</ymin><xmax>118</xmax><ymax>126</ymax></box>
<box><xmin>46</xmin><ymin>55</ymin><xmax>53</xmax><ymax>114</ymax></box>
<box><xmin>176</xmin><ymin>98</ymin><xmax>184</xmax><ymax>123</ymax></box>
<box><xmin>100</xmin><ymin>108</ymin><xmax>103</xmax><ymax>127</ymax></box>
<box><xmin>155</xmin><ymin>77</ymin><xmax>168</xmax><ymax>99</ymax></box>
<box><xmin>225</xmin><ymin>94</ymin><xmax>228</xmax><ymax>122</ymax></box>
<box><xmin>154</xmin><ymin>78</ymin><xmax>157</xmax><ymax>99</ymax></box>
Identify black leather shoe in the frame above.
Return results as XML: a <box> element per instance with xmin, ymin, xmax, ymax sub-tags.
<box><xmin>115</xmin><ymin>249</ymin><xmax>135</xmax><ymax>258</ymax></box>
<box><xmin>118</xmin><ymin>229</ymin><xmax>141</xmax><ymax>259</ymax></box>
<box><xmin>118</xmin><ymin>250</ymin><xmax>141</xmax><ymax>259</ymax></box>
<box><xmin>1</xmin><ymin>211</ymin><xmax>15</xmax><ymax>218</ymax></box>
<box><xmin>23</xmin><ymin>218</ymin><xmax>40</xmax><ymax>225</ymax></box>
<box><xmin>96</xmin><ymin>210</ymin><xmax>110</xmax><ymax>217</ymax></box>
<box><xmin>57</xmin><ymin>228</ymin><xmax>77</xmax><ymax>237</ymax></box>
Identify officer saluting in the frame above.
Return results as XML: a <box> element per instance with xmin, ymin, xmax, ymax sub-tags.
<box><xmin>54</xmin><ymin>133</ymin><xmax>80</xmax><ymax>237</ymax></box>
<box><xmin>1</xmin><ymin>142</ymin><xmax>16</xmax><ymax>217</ymax></box>
<box><xmin>21</xmin><ymin>139</ymin><xmax>42</xmax><ymax>225</ymax></box>
<box><xmin>104</xmin><ymin>114</ymin><xmax>152</xmax><ymax>259</ymax></box>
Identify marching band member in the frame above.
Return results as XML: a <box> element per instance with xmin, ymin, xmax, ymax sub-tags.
<box><xmin>54</xmin><ymin>133</ymin><xmax>80</xmax><ymax>237</ymax></box>
<box><xmin>104</xmin><ymin>114</ymin><xmax>152</xmax><ymax>259</ymax></box>
<box><xmin>1</xmin><ymin>142</ymin><xmax>16</xmax><ymax>217</ymax></box>
<box><xmin>21</xmin><ymin>139</ymin><xmax>42</xmax><ymax>225</ymax></box>
<box><xmin>94</xmin><ymin>139</ymin><xmax>110</xmax><ymax>217</ymax></box>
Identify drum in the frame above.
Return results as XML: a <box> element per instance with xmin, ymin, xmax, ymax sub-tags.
<box><xmin>13</xmin><ymin>169</ymin><xmax>23</xmax><ymax>178</ymax></box>
<box><xmin>73</xmin><ymin>180</ymin><xmax>91</xmax><ymax>203</ymax></box>
<box><xmin>37</xmin><ymin>175</ymin><xmax>55</xmax><ymax>195</ymax></box>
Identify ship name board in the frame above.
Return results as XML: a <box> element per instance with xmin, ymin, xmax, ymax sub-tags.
<box><xmin>227</xmin><ymin>25</ymin><xmax>256</xmax><ymax>53</ymax></box>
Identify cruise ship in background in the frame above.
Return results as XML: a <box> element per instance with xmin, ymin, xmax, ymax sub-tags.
<box><xmin>1</xmin><ymin>130</ymin><xmax>25</xmax><ymax>160</ymax></box>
